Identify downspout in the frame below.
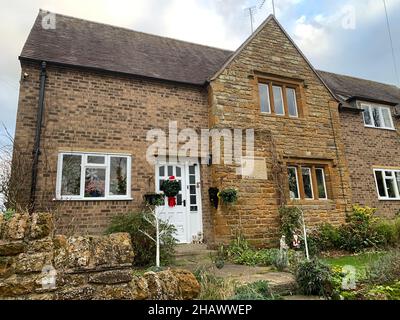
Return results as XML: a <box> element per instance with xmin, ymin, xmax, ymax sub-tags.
<box><xmin>29</xmin><ymin>61</ymin><xmax>47</xmax><ymax>213</ymax></box>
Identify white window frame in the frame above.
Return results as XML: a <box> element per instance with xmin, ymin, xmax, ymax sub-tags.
<box><xmin>259</xmin><ymin>83</ymin><xmax>271</xmax><ymax>114</ymax></box>
<box><xmin>56</xmin><ymin>152</ymin><xmax>132</xmax><ymax>201</ymax></box>
<box><xmin>373</xmin><ymin>168</ymin><xmax>400</xmax><ymax>200</ymax></box>
<box><xmin>362</xmin><ymin>103</ymin><xmax>395</xmax><ymax>130</ymax></box>
<box><xmin>315</xmin><ymin>167</ymin><xmax>328</xmax><ymax>200</ymax></box>
<box><xmin>286</xmin><ymin>87</ymin><xmax>299</xmax><ymax>118</ymax></box>
<box><xmin>288</xmin><ymin>166</ymin><xmax>300</xmax><ymax>200</ymax></box>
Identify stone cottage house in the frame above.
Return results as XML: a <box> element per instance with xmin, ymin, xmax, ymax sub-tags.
<box><xmin>13</xmin><ymin>11</ymin><xmax>398</xmax><ymax>246</ymax></box>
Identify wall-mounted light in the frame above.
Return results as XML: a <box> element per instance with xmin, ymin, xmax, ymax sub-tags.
<box><xmin>207</xmin><ymin>154</ymin><xmax>213</xmax><ymax>167</ymax></box>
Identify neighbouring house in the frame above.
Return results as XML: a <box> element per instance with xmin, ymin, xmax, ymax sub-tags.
<box><xmin>319</xmin><ymin>71</ymin><xmax>400</xmax><ymax>217</ymax></box>
<box><xmin>12</xmin><ymin>10</ymin><xmax>396</xmax><ymax>247</ymax></box>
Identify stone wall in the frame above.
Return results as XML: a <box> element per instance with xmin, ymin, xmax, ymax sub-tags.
<box><xmin>0</xmin><ymin>213</ymin><xmax>200</xmax><ymax>300</ymax></box>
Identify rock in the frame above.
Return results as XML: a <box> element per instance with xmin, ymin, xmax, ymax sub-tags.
<box><xmin>57</xmin><ymin>272</ymin><xmax>87</xmax><ymax>288</ymax></box>
<box><xmin>91</xmin><ymin>233</ymin><xmax>134</xmax><ymax>268</ymax></box>
<box><xmin>130</xmin><ymin>275</ymin><xmax>149</xmax><ymax>300</ymax></box>
<box><xmin>170</xmin><ymin>269</ymin><xmax>200</xmax><ymax>300</ymax></box>
<box><xmin>14</xmin><ymin>252</ymin><xmax>53</xmax><ymax>274</ymax></box>
<box><xmin>156</xmin><ymin>270</ymin><xmax>181</xmax><ymax>299</ymax></box>
<box><xmin>55</xmin><ymin>236</ymin><xmax>92</xmax><ymax>270</ymax></box>
<box><xmin>0</xmin><ymin>274</ymin><xmax>41</xmax><ymax>297</ymax></box>
<box><xmin>88</xmin><ymin>269</ymin><xmax>132</xmax><ymax>284</ymax></box>
<box><xmin>0</xmin><ymin>256</ymin><xmax>15</xmax><ymax>278</ymax></box>
<box><xmin>144</xmin><ymin>271</ymin><xmax>168</xmax><ymax>300</ymax></box>
<box><xmin>54</xmin><ymin>285</ymin><xmax>95</xmax><ymax>300</ymax></box>
<box><xmin>3</xmin><ymin>213</ymin><xmax>29</xmax><ymax>240</ymax></box>
<box><xmin>27</xmin><ymin>237</ymin><xmax>54</xmax><ymax>253</ymax></box>
<box><xmin>0</xmin><ymin>240</ymin><xmax>26</xmax><ymax>256</ymax></box>
<box><xmin>0</xmin><ymin>214</ymin><xmax>4</xmax><ymax>238</ymax></box>
<box><xmin>93</xmin><ymin>284</ymin><xmax>134</xmax><ymax>300</ymax></box>
<box><xmin>29</xmin><ymin>213</ymin><xmax>53</xmax><ymax>240</ymax></box>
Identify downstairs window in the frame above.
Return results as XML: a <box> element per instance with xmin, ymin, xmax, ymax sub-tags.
<box><xmin>374</xmin><ymin>169</ymin><xmax>400</xmax><ymax>200</ymax></box>
<box><xmin>56</xmin><ymin>152</ymin><xmax>131</xmax><ymax>200</ymax></box>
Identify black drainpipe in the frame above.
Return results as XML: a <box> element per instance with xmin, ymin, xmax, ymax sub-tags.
<box><xmin>29</xmin><ymin>61</ymin><xmax>47</xmax><ymax>213</ymax></box>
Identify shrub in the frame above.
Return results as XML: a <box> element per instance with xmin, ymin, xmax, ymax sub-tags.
<box><xmin>218</xmin><ymin>188</ymin><xmax>238</xmax><ymax>205</ymax></box>
<box><xmin>194</xmin><ymin>267</ymin><xmax>236</xmax><ymax>300</ymax></box>
<box><xmin>230</xmin><ymin>281</ymin><xmax>280</xmax><ymax>300</ymax></box>
<box><xmin>106</xmin><ymin>212</ymin><xmax>177</xmax><ymax>267</ymax></box>
<box><xmin>279</xmin><ymin>206</ymin><xmax>302</xmax><ymax>247</ymax></box>
<box><xmin>366</xmin><ymin>281</ymin><xmax>400</xmax><ymax>300</ymax></box>
<box><xmin>373</xmin><ymin>220</ymin><xmax>397</xmax><ymax>247</ymax></box>
<box><xmin>295</xmin><ymin>259</ymin><xmax>334</xmax><ymax>297</ymax></box>
<box><xmin>338</xmin><ymin>205</ymin><xmax>382</xmax><ymax>252</ymax></box>
<box><xmin>366</xmin><ymin>250</ymin><xmax>400</xmax><ymax>285</ymax></box>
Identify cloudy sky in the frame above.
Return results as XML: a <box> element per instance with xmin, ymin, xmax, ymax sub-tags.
<box><xmin>0</xmin><ymin>0</ymin><xmax>399</xmax><ymax>145</ymax></box>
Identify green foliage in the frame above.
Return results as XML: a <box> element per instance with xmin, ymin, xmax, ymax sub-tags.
<box><xmin>366</xmin><ymin>281</ymin><xmax>400</xmax><ymax>300</ymax></box>
<box><xmin>218</xmin><ymin>188</ymin><xmax>238</xmax><ymax>204</ymax></box>
<box><xmin>372</xmin><ymin>217</ymin><xmax>400</xmax><ymax>248</ymax></box>
<box><xmin>225</xmin><ymin>235</ymin><xmax>279</xmax><ymax>266</ymax></box>
<box><xmin>105</xmin><ymin>212</ymin><xmax>177</xmax><ymax>267</ymax></box>
<box><xmin>3</xmin><ymin>208</ymin><xmax>15</xmax><ymax>221</ymax></box>
<box><xmin>143</xmin><ymin>193</ymin><xmax>165</xmax><ymax>206</ymax></box>
<box><xmin>366</xmin><ymin>250</ymin><xmax>400</xmax><ymax>285</ymax></box>
<box><xmin>160</xmin><ymin>179</ymin><xmax>180</xmax><ymax>197</ymax></box>
<box><xmin>273</xmin><ymin>251</ymin><xmax>288</xmax><ymax>271</ymax></box>
<box><xmin>279</xmin><ymin>206</ymin><xmax>302</xmax><ymax>246</ymax></box>
<box><xmin>230</xmin><ymin>280</ymin><xmax>280</xmax><ymax>300</ymax></box>
<box><xmin>194</xmin><ymin>267</ymin><xmax>236</xmax><ymax>300</ymax></box>
<box><xmin>210</xmin><ymin>245</ymin><xmax>226</xmax><ymax>269</ymax></box>
<box><xmin>295</xmin><ymin>259</ymin><xmax>334</xmax><ymax>297</ymax></box>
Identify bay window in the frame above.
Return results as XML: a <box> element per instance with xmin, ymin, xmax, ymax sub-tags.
<box><xmin>56</xmin><ymin>152</ymin><xmax>131</xmax><ymax>200</ymax></box>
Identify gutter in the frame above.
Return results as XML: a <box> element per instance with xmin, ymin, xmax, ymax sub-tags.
<box><xmin>29</xmin><ymin>61</ymin><xmax>47</xmax><ymax>212</ymax></box>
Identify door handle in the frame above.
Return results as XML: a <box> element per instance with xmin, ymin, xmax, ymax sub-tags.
<box><xmin>183</xmin><ymin>200</ymin><xmax>186</xmax><ymax>207</ymax></box>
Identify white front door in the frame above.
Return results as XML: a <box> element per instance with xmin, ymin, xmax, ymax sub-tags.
<box><xmin>155</xmin><ymin>161</ymin><xmax>203</xmax><ymax>244</ymax></box>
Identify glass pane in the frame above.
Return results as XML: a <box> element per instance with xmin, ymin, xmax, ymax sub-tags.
<box><xmin>381</xmin><ymin>108</ymin><xmax>393</xmax><ymax>128</ymax></box>
<box><xmin>176</xmin><ymin>167</ymin><xmax>182</xmax><ymax>177</ymax></box>
<box><xmin>159</xmin><ymin>166</ymin><xmax>165</xmax><ymax>177</ymax></box>
<box><xmin>85</xmin><ymin>168</ymin><xmax>106</xmax><ymax>198</ymax></box>
<box><xmin>189</xmin><ymin>166</ymin><xmax>195</xmax><ymax>175</ymax></box>
<box><xmin>273</xmin><ymin>86</ymin><xmax>284</xmax><ymax>115</ymax></box>
<box><xmin>189</xmin><ymin>175</ymin><xmax>195</xmax><ymax>184</ymax></box>
<box><xmin>375</xmin><ymin>171</ymin><xmax>386</xmax><ymax>197</ymax></box>
<box><xmin>167</xmin><ymin>166</ymin><xmax>173</xmax><ymax>176</ymax></box>
<box><xmin>190</xmin><ymin>206</ymin><xmax>198</xmax><ymax>212</ymax></box>
<box><xmin>61</xmin><ymin>155</ymin><xmax>82</xmax><ymax>196</ymax></box>
<box><xmin>190</xmin><ymin>186</ymin><xmax>196</xmax><ymax>195</ymax></box>
<box><xmin>287</xmin><ymin>167</ymin><xmax>299</xmax><ymax>199</ymax></box>
<box><xmin>372</xmin><ymin>107</ymin><xmax>381</xmax><ymax>127</ymax></box>
<box><xmin>177</xmin><ymin>194</ymin><xmax>182</xmax><ymax>206</ymax></box>
<box><xmin>363</xmin><ymin>106</ymin><xmax>372</xmax><ymax>125</ymax></box>
<box><xmin>159</xmin><ymin>180</ymin><xmax>164</xmax><ymax>192</ymax></box>
<box><xmin>286</xmin><ymin>88</ymin><xmax>298</xmax><ymax>117</ymax></box>
<box><xmin>87</xmin><ymin>155</ymin><xmax>105</xmax><ymax>164</ymax></box>
<box><xmin>396</xmin><ymin>172</ymin><xmax>400</xmax><ymax>196</ymax></box>
<box><xmin>190</xmin><ymin>195</ymin><xmax>197</xmax><ymax>205</ymax></box>
<box><xmin>259</xmin><ymin>83</ymin><xmax>271</xmax><ymax>113</ymax></box>
<box><xmin>316</xmin><ymin>168</ymin><xmax>327</xmax><ymax>199</ymax></box>
<box><xmin>386</xmin><ymin>178</ymin><xmax>397</xmax><ymax>198</ymax></box>
<box><xmin>109</xmin><ymin>157</ymin><xmax>127</xmax><ymax>196</ymax></box>
<box><xmin>302</xmin><ymin>167</ymin><xmax>313</xmax><ymax>199</ymax></box>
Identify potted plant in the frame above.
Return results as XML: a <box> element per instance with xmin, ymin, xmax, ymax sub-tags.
<box><xmin>218</xmin><ymin>188</ymin><xmax>238</xmax><ymax>205</ymax></box>
<box><xmin>143</xmin><ymin>193</ymin><xmax>164</xmax><ymax>206</ymax></box>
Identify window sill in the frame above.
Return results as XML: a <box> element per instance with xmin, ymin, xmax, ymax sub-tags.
<box><xmin>54</xmin><ymin>197</ymin><xmax>133</xmax><ymax>202</ymax></box>
<box><xmin>377</xmin><ymin>198</ymin><xmax>400</xmax><ymax>201</ymax></box>
<box><xmin>288</xmin><ymin>199</ymin><xmax>333</xmax><ymax>204</ymax></box>
<box><xmin>260</xmin><ymin>113</ymin><xmax>301</xmax><ymax>120</ymax></box>
<box><xmin>363</xmin><ymin>125</ymin><xmax>396</xmax><ymax>131</ymax></box>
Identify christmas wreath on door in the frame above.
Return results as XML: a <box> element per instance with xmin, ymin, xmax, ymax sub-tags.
<box><xmin>160</xmin><ymin>176</ymin><xmax>181</xmax><ymax>207</ymax></box>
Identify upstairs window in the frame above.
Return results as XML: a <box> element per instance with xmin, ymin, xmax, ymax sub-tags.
<box><xmin>362</xmin><ymin>103</ymin><xmax>394</xmax><ymax>130</ymax></box>
<box><xmin>374</xmin><ymin>169</ymin><xmax>400</xmax><ymax>200</ymax></box>
<box><xmin>56</xmin><ymin>152</ymin><xmax>131</xmax><ymax>200</ymax></box>
<box><xmin>258</xmin><ymin>79</ymin><xmax>300</xmax><ymax>117</ymax></box>
<box><xmin>287</xmin><ymin>165</ymin><xmax>328</xmax><ymax>201</ymax></box>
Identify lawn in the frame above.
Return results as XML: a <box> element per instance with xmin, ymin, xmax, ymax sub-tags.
<box><xmin>322</xmin><ymin>251</ymin><xmax>385</xmax><ymax>279</ymax></box>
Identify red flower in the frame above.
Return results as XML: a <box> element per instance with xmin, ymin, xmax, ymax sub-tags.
<box><xmin>169</xmin><ymin>176</ymin><xmax>175</xmax><ymax>180</ymax></box>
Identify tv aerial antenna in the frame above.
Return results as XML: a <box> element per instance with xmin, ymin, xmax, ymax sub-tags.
<box><xmin>245</xmin><ymin>0</ymin><xmax>276</xmax><ymax>34</ymax></box>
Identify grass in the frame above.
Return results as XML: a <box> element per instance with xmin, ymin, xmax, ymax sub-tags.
<box><xmin>322</xmin><ymin>251</ymin><xmax>385</xmax><ymax>279</ymax></box>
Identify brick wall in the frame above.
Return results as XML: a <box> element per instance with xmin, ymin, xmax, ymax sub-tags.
<box><xmin>208</xmin><ymin>18</ymin><xmax>352</xmax><ymax>246</ymax></box>
<box><xmin>14</xmin><ymin>61</ymin><xmax>213</xmax><ymax>238</ymax></box>
<box><xmin>340</xmin><ymin>109</ymin><xmax>400</xmax><ymax>217</ymax></box>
